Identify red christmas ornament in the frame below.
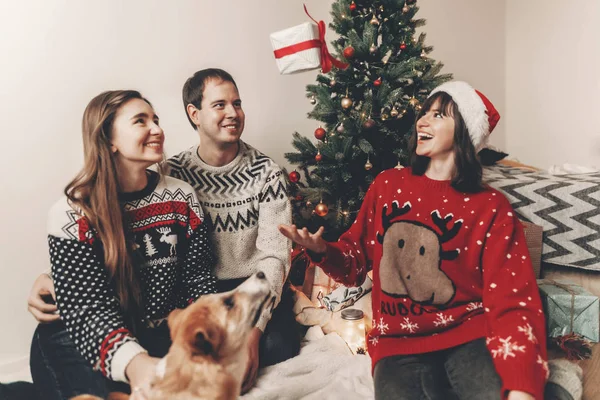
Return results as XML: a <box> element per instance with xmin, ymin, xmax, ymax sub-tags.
<box><xmin>349</xmin><ymin>1</ymin><xmax>356</xmax><ymax>11</ymax></box>
<box><xmin>400</xmin><ymin>42</ymin><xmax>407</xmax><ymax>50</ymax></box>
<box><xmin>289</xmin><ymin>171</ymin><xmax>300</xmax><ymax>183</ymax></box>
<box><xmin>373</xmin><ymin>77</ymin><xmax>382</xmax><ymax>87</ymax></box>
<box><xmin>314</xmin><ymin>127</ymin><xmax>326</xmax><ymax>140</ymax></box>
<box><xmin>343</xmin><ymin>46</ymin><xmax>355</xmax><ymax>59</ymax></box>
<box><xmin>315</xmin><ymin>202</ymin><xmax>329</xmax><ymax>217</ymax></box>
<box><xmin>363</xmin><ymin>118</ymin><xmax>376</xmax><ymax>129</ymax></box>
<box><xmin>315</xmin><ymin>153</ymin><xmax>323</xmax><ymax>162</ymax></box>
<box><xmin>295</xmin><ymin>194</ymin><xmax>304</xmax><ymax>201</ymax></box>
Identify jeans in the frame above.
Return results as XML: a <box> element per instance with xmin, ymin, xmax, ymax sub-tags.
<box><xmin>216</xmin><ymin>278</ymin><xmax>304</xmax><ymax>367</ymax></box>
<box><xmin>0</xmin><ymin>382</ymin><xmax>38</xmax><ymax>400</ymax></box>
<box><xmin>374</xmin><ymin>338</ymin><xmax>574</xmax><ymax>400</ymax></box>
<box><xmin>374</xmin><ymin>338</ymin><xmax>501</xmax><ymax>400</ymax></box>
<box><xmin>29</xmin><ymin>321</ymin><xmax>170</xmax><ymax>400</ymax></box>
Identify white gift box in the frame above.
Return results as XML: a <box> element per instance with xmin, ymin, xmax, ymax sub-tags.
<box><xmin>270</xmin><ymin>22</ymin><xmax>321</xmax><ymax>74</ymax></box>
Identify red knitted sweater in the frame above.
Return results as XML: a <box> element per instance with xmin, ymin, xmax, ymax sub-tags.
<box><xmin>313</xmin><ymin>167</ymin><xmax>548</xmax><ymax>398</ymax></box>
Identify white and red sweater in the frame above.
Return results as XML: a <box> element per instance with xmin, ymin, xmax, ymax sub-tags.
<box><xmin>313</xmin><ymin>167</ymin><xmax>547</xmax><ymax>399</ymax></box>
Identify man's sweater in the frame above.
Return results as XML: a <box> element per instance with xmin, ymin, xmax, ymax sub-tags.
<box><xmin>47</xmin><ymin>172</ymin><xmax>216</xmax><ymax>382</ymax></box>
<box><xmin>312</xmin><ymin>167</ymin><xmax>548</xmax><ymax>399</ymax></box>
<box><xmin>166</xmin><ymin>141</ymin><xmax>292</xmax><ymax>330</ymax></box>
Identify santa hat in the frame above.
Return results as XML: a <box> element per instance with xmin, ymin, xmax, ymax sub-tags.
<box><xmin>429</xmin><ymin>81</ymin><xmax>500</xmax><ymax>151</ymax></box>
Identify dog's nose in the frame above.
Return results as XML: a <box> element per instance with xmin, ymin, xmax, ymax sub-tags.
<box><xmin>256</xmin><ymin>271</ymin><xmax>266</xmax><ymax>280</ymax></box>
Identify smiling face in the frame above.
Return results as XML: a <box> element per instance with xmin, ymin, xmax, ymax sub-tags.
<box><xmin>187</xmin><ymin>79</ymin><xmax>245</xmax><ymax>149</ymax></box>
<box><xmin>109</xmin><ymin>98</ymin><xmax>164</xmax><ymax>171</ymax></box>
<box><xmin>415</xmin><ymin>98</ymin><xmax>456</xmax><ymax>162</ymax></box>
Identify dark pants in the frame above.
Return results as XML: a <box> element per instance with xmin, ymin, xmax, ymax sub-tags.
<box><xmin>374</xmin><ymin>338</ymin><xmax>574</xmax><ymax>400</ymax></box>
<box><xmin>216</xmin><ymin>278</ymin><xmax>304</xmax><ymax>367</ymax></box>
<box><xmin>0</xmin><ymin>382</ymin><xmax>38</xmax><ymax>400</ymax></box>
<box><xmin>29</xmin><ymin>321</ymin><xmax>170</xmax><ymax>400</ymax></box>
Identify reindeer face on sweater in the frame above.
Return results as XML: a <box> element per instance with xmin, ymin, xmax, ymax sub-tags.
<box><xmin>377</xmin><ymin>201</ymin><xmax>462</xmax><ymax>307</ymax></box>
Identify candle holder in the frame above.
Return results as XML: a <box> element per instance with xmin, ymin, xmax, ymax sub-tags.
<box><xmin>339</xmin><ymin>308</ymin><xmax>367</xmax><ymax>354</ymax></box>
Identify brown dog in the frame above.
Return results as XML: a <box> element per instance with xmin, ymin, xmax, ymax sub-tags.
<box><xmin>72</xmin><ymin>271</ymin><xmax>272</xmax><ymax>400</ymax></box>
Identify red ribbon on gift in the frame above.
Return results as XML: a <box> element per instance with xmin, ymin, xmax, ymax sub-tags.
<box><xmin>273</xmin><ymin>5</ymin><xmax>349</xmax><ymax>73</ymax></box>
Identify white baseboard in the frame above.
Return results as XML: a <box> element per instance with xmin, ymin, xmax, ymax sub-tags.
<box><xmin>0</xmin><ymin>355</ymin><xmax>32</xmax><ymax>382</ymax></box>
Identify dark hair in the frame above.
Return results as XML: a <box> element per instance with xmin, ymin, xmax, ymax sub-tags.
<box><xmin>409</xmin><ymin>91</ymin><xmax>485</xmax><ymax>193</ymax></box>
<box><xmin>182</xmin><ymin>68</ymin><xmax>238</xmax><ymax>129</ymax></box>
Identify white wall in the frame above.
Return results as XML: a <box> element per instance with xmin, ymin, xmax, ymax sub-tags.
<box><xmin>0</xmin><ymin>0</ymin><xmax>505</xmax><ymax>378</ymax></box>
<box><xmin>418</xmin><ymin>0</ymin><xmax>507</xmax><ymax>149</ymax></box>
<box><xmin>506</xmin><ymin>0</ymin><xmax>600</xmax><ymax>169</ymax></box>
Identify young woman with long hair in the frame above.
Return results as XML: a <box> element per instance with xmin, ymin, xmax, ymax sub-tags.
<box><xmin>280</xmin><ymin>82</ymin><xmax>549</xmax><ymax>400</ymax></box>
<box><xmin>29</xmin><ymin>90</ymin><xmax>216</xmax><ymax>399</ymax></box>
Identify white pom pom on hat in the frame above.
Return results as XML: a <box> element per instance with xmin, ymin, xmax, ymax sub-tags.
<box><xmin>429</xmin><ymin>81</ymin><xmax>500</xmax><ymax>151</ymax></box>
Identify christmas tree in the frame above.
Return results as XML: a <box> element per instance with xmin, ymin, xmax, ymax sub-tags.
<box><xmin>286</xmin><ymin>0</ymin><xmax>452</xmax><ymax>241</ymax></box>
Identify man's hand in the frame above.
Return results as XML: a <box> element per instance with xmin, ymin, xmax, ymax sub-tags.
<box><xmin>278</xmin><ymin>225</ymin><xmax>326</xmax><ymax>254</ymax></box>
<box><xmin>28</xmin><ymin>273</ymin><xmax>60</xmax><ymax>323</ymax></box>
<box><xmin>507</xmin><ymin>390</ymin><xmax>535</xmax><ymax>400</ymax></box>
<box><xmin>241</xmin><ymin>327</ymin><xmax>262</xmax><ymax>394</ymax></box>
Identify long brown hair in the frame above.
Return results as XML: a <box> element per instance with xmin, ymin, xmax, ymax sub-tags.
<box><xmin>409</xmin><ymin>92</ymin><xmax>485</xmax><ymax>193</ymax></box>
<box><xmin>65</xmin><ymin>90</ymin><xmax>150</xmax><ymax>328</ymax></box>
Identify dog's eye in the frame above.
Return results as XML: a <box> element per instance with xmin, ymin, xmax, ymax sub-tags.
<box><xmin>223</xmin><ymin>296</ymin><xmax>235</xmax><ymax>310</ymax></box>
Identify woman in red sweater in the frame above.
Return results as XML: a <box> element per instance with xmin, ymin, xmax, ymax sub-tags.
<box><xmin>280</xmin><ymin>81</ymin><xmax>548</xmax><ymax>399</ymax></box>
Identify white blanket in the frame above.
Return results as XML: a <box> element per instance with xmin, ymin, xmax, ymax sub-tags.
<box><xmin>242</xmin><ymin>328</ymin><xmax>374</xmax><ymax>400</ymax></box>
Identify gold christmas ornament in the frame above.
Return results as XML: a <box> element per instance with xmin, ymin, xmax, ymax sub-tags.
<box><xmin>381</xmin><ymin>113</ymin><xmax>389</xmax><ymax>121</ymax></box>
<box><xmin>395</xmin><ymin>161</ymin><xmax>404</xmax><ymax>170</ymax></box>
<box><xmin>306</xmin><ymin>200</ymin><xmax>312</xmax><ymax>207</ymax></box>
<box><xmin>402</xmin><ymin>5</ymin><xmax>409</xmax><ymax>13</ymax></box>
<box><xmin>309</xmin><ymin>96</ymin><xmax>317</xmax><ymax>105</ymax></box>
<box><xmin>315</xmin><ymin>202</ymin><xmax>329</xmax><ymax>217</ymax></box>
<box><xmin>369</xmin><ymin>14</ymin><xmax>379</xmax><ymax>25</ymax></box>
<box><xmin>369</xmin><ymin>44</ymin><xmax>377</xmax><ymax>54</ymax></box>
<box><xmin>390</xmin><ymin>107</ymin><xmax>399</xmax><ymax>117</ymax></box>
<box><xmin>365</xmin><ymin>158</ymin><xmax>373</xmax><ymax>170</ymax></box>
<box><xmin>420</xmin><ymin>50</ymin><xmax>427</xmax><ymax>58</ymax></box>
<box><xmin>415</xmin><ymin>104</ymin><xmax>422</xmax><ymax>111</ymax></box>
<box><xmin>341</xmin><ymin>97</ymin><xmax>353</xmax><ymax>109</ymax></box>
<box><xmin>330</xmin><ymin>79</ymin><xmax>336</xmax><ymax>86</ymax></box>
<box><xmin>409</xmin><ymin>97</ymin><xmax>420</xmax><ymax>108</ymax></box>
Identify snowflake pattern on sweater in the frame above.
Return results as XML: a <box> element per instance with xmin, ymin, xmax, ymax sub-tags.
<box><xmin>312</xmin><ymin>168</ymin><xmax>547</xmax><ymax>399</ymax></box>
<box><xmin>166</xmin><ymin>141</ymin><xmax>291</xmax><ymax>330</ymax></box>
<box><xmin>47</xmin><ymin>172</ymin><xmax>216</xmax><ymax>382</ymax></box>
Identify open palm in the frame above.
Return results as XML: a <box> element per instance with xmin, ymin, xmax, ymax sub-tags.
<box><xmin>278</xmin><ymin>225</ymin><xmax>327</xmax><ymax>254</ymax></box>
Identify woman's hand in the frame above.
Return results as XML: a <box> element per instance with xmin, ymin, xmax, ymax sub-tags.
<box><xmin>27</xmin><ymin>273</ymin><xmax>60</xmax><ymax>323</ymax></box>
<box><xmin>278</xmin><ymin>225</ymin><xmax>327</xmax><ymax>254</ymax></box>
<box><xmin>126</xmin><ymin>353</ymin><xmax>160</xmax><ymax>399</ymax></box>
<box><xmin>507</xmin><ymin>390</ymin><xmax>535</xmax><ymax>400</ymax></box>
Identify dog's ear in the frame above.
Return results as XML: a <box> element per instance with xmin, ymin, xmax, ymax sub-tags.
<box><xmin>168</xmin><ymin>308</ymin><xmax>185</xmax><ymax>339</ymax></box>
<box><xmin>193</xmin><ymin>325</ymin><xmax>223</xmax><ymax>357</ymax></box>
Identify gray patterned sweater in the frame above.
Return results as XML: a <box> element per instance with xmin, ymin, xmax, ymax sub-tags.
<box><xmin>47</xmin><ymin>172</ymin><xmax>216</xmax><ymax>382</ymax></box>
<box><xmin>166</xmin><ymin>141</ymin><xmax>292</xmax><ymax>330</ymax></box>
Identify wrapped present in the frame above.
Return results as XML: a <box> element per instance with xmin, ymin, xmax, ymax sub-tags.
<box><xmin>270</xmin><ymin>6</ymin><xmax>348</xmax><ymax>74</ymax></box>
<box><xmin>322</xmin><ymin>275</ymin><xmax>373</xmax><ymax>312</ymax></box>
<box><xmin>538</xmin><ymin>279</ymin><xmax>599</xmax><ymax>342</ymax></box>
<box><xmin>310</xmin><ymin>265</ymin><xmax>337</xmax><ymax>306</ymax></box>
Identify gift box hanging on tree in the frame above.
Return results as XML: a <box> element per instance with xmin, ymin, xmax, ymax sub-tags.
<box><xmin>538</xmin><ymin>279</ymin><xmax>600</xmax><ymax>342</ymax></box>
<box><xmin>270</xmin><ymin>5</ymin><xmax>348</xmax><ymax>74</ymax></box>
